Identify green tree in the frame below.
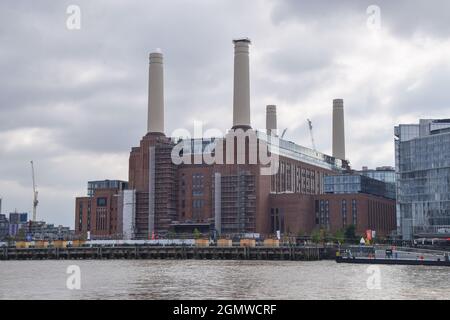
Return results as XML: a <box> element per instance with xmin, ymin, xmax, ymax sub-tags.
<box><xmin>167</xmin><ymin>231</ymin><xmax>176</xmax><ymax>239</ymax></box>
<box><xmin>321</xmin><ymin>228</ymin><xmax>330</xmax><ymax>243</ymax></box>
<box><xmin>345</xmin><ymin>225</ymin><xmax>357</xmax><ymax>243</ymax></box>
<box><xmin>311</xmin><ymin>228</ymin><xmax>328</xmax><ymax>244</ymax></box>
<box><xmin>311</xmin><ymin>229</ymin><xmax>321</xmax><ymax>244</ymax></box>
<box><xmin>193</xmin><ymin>228</ymin><xmax>201</xmax><ymax>239</ymax></box>
<box><xmin>334</xmin><ymin>229</ymin><xmax>345</xmax><ymax>244</ymax></box>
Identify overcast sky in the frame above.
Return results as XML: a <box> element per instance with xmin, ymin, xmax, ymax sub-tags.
<box><xmin>1</xmin><ymin>0</ymin><xmax>450</xmax><ymax>228</ymax></box>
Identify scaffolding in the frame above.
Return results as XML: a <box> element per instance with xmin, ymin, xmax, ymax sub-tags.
<box><xmin>214</xmin><ymin>170</ymin><xmax>256</xmax><ymax>236</ymax></box>
<box><xmin>134</xmin><ymin>139</ymin><xmax>178</xmax><ymax>239</ymax></box>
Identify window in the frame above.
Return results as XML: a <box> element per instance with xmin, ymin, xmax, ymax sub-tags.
<box><xmin>271</xmin><ymin>208</ymin><xmax>282</xmax><ymax>233</ymax></box>
<box><xmin>315</xmin><ymin>200</ymin><xmax>320</xmax><ymax>224</ymax></box>
<box><xmin>342</xmin><ymin>199</ymin><xmax>347</xmax><ymax>227</ymax></box>
<box><xmin>192</xmin><ymin>199</ymin><xmax>204</xmax><ymax>221</ymax></box>
<box><xmin>319</xmin><ymin>200</ymin><xmax>324</xmax><ymax>225</ymax></box>
<box><xmin>78</xmin><ymin>203</ymin><xmax>83</xmax><ymax>230</ymax></box>
<box><xmin>352</xmin><ymin>199</ymin><xmax>357</xmax><ymax>225</ymax></box>
<box><xmin>97</xmin><ymin>197</ymin><xmax>107</xmax><ymax>207</ymax></box>
<box><xmin>193</xmin><ymin>199</ymin><xmax>204</xmax><ymax>208</ymax></box>
<box><xmin>192</xmin><ymin>173</ymin><xmax>204</xmax><ymax>196</ymax></box>
<box><xmin>87</xmin><ymin>202</ymin><xmax>91</xmax><ymax>230</ymax></box>
<box><xmin>319</xmin><ymin>200</ymin><xmax>330</xmax><ymax>228</ymax></box>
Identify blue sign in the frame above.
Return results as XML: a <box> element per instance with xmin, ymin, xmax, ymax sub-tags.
<box><xmin>26</xmin><ymin>234</ymin><xmax>33</xmax><ymax>242</ymax></box>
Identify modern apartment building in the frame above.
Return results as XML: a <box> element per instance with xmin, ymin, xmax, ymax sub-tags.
<box><xmin>395</xmin><ymin>119</ymin><xmax>450</xmax><ymax>240</ymax></box>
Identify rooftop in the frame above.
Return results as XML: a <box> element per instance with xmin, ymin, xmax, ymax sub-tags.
<box><xmin>174</xmin><ymin>130</ymin><xmax>348</xmax><ymax>172</ymax></box>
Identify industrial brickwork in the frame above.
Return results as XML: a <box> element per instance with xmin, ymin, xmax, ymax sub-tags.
<box><xmin>74</xmin><ymin>38</ymin><xmax>396</xmax><ymax>240</ymax></box>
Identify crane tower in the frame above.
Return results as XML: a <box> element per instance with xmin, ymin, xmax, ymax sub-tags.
<box><xmin>307</xmin><ymin>119</ymin><xmax>317</xmax><ymax>151</ymax></box>
<box><xmin>31</xmin><ymin>161</ymin><xmax>39</xmax><ymax>222</ymax></box>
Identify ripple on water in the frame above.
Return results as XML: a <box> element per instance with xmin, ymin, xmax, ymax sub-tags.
<box><xmin>0</xmin><ymin>260</ymin><xmax>449</xmax><ymax>300</ymax></box>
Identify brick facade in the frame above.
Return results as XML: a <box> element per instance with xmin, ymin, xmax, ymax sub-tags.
<box><xmin>75</xmin><ymin>188</ymin><xmax>121</xmax><ymax>239</ymax></box>
<box><xmin>76</xmin><ymin>130</ymin><xmax>395</xmax><ymax>240</ymax></box>
<box><xmin>269</xmin><ymin>193</ymin><xmax>396</xmax><ymax>238</ymax></box>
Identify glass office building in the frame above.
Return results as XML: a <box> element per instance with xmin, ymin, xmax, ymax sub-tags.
<box><xmin>87</xmin><ymin>180</ymin><xmax>128</xmax><ymax>197</ymax></box>
<box><xmin>324</xmin><ymin>174</ymin><xmax>395</xmax><ymax>200</ymax></box>
<box><xmin>358</xmin><ymin>166</ymin><xmax>396</xmax><ymax>184</ymax></box>
<box><xmin>395</xmin><ymin>119</ymin><xmax>450</xmax><ymax>240</ymax></box>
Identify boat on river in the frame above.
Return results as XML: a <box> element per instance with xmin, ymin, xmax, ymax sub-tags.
<box><xmin>336</xmin><ymin>246</ymin><xmax>450</xmax><ymax>267</ymax></box>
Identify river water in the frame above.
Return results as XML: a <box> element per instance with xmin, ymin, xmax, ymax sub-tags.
<box><xmin>0</xmin><ymin>260</ymin><xmax>449</xmax><ymax>300</ymax></box>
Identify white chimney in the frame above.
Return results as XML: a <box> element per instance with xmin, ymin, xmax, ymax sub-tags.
<box><xmin>147</xmin><ymin>52</ymin><xmax>164</xmax><ymax>134</ymax></box>
<box><xmin>232</xmin><ymin>38</ymin><xmax>251</xmax><ymax>129</ymax></box>
<box><xmin>332</xmin><ymin>98</ymin><xmax>345</xmax><ymax>160</ymax></box>
<box><xmin>266</xmin><ymin>105</ymin><xmax>277</xmax><ymax>136</ymax></box>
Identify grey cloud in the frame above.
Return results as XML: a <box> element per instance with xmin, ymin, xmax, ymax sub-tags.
<box><xmin>0</xmin><ymin>0</ymin><xmax>449</xmax><ymax>227</ymax></box>
<box><xmin>0</xmin><ymin>0</ymin><xmax>265</xmax><ymax>226</ymax></box>
<box><xmin>271</xmin><ymin>0</ymin><xmax>450</xmax><ymax>38</ymax></box>
<box><xmin>392</xmin><ymin>64</ymin><xmax>450</xmax><ymax>115</ymax></box>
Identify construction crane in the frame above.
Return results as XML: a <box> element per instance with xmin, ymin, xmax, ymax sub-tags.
<box><xmin>281</xmin><ymin>128</ymin><xmax>287</xmax><ymax>139</ymax></box>
<box><xmin>30</xmin><ymin>161</ymin><xmax>38</xmax><ymax>222</ymax></box>
<box><xmin>307</xmin><ymin>119</ymin><xmax>317</xmax><ymax>151</ymax></box>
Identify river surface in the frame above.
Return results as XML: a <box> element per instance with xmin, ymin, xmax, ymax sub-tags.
<box><xmin>0</xmin><ymin>260</ymin><xmax>449</xmax><ymax>300</ymax></box>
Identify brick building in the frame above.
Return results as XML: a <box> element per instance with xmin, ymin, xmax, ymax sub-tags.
<box><xmin>75</xmin><ymin>38</ymin><xmax>396</xmax><ymax>240</ymax></box>
<box><xmin>75</xmin><ymin>180</ymin><xmax>127</xmax><ymax>239</ymax></box>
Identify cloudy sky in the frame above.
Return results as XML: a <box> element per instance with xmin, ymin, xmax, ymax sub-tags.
<box><xmin>1</xmin><ymin>0</ymin><xmax>450</xmax><ymax>227</ymax></box>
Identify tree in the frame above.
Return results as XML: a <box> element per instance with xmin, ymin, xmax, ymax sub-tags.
<box><xmin>311</xmin><ymin>229</ymin><xmax>321</xmax><ymax>244</ymax></box>
<box><xmin>167</xmin><ymin>231</ymin><xmax>176</xmax><ymax>239</ymax></box>
<box><xmin>345</xmin><ymin>225</ymin><xmax>357</xmax><ymax>243</ymax></box>
<box><xmin>321</xmin><ymin>228</ymin><xmax>330</xmax><ymax>243</ymax></box>
<box><xmin>193</xmin><ymin>228</ymin><xmax>201</xmax><ymax>239</ymax></box>
<box><xmin>334</xmin><ymin>229</ymin><xmax>345</xmax><ymax>244</ymax></box>
<box><xmin>311</xmin><ymin>228</ymin><xmax>327</xmax><ymax>244</ymax></box>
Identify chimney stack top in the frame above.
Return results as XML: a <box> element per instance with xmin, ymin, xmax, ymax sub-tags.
<box><xmin>149</xmin><ymin>52</ymin><xmax>163</xmax><ymax>64</ymax></box>
<box><xmin>333</xmin><ymin>99</ymin><xmax>344</xmax><ymax>106</ymax></box>
<box><xmin>233</xmin><ymin>38</ymin><xmax>251</xmax><ymax>44</ymax></box>
<box><xmin>266</xmin><ymin>105</ymin><xmax>276</xmax><ymax>112</ymax></box>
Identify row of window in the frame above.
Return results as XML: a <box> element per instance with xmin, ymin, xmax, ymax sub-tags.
<box><xmin>192</xmin><ymin>173</ymin><xmax>204</xmax><ymax>196</ymax></box>
<box><xmin>315</xmin><ymin>199</ymin><xmax>358</xmax><ymax>228</ymax></box>
<box><xmin>180</xmin><ymin>173</ymin><xmax>206</xmax><ymax>219</ymax></box>
<box><xmin>96</xmin><ymin>208</ymin><xmax>108</xmax><ymax>231</ymax></box>
<box><xmin>316</xmin><ymin>200</ymin><xmax>330</xmax><ymax>226</ymax></box>
<box><xmin>78</xmin><ymin>202</ymin><xmax>91</xmax><ymax>231</ymax></box>
<box><xmin>272</xmin><ymin>161</ymin><xmax>321</xmax><ymax>194</ymax></box>
<box><xmin>341</xmin><ymin>199</ymin><xmax>357</xmax><ymax>227</ymax></box>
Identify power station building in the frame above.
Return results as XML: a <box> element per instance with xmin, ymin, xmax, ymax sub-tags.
<box><xmin>75</xmin><ymin>39</ymin><xmax>396</xmax><ymax>240</ymax></box>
